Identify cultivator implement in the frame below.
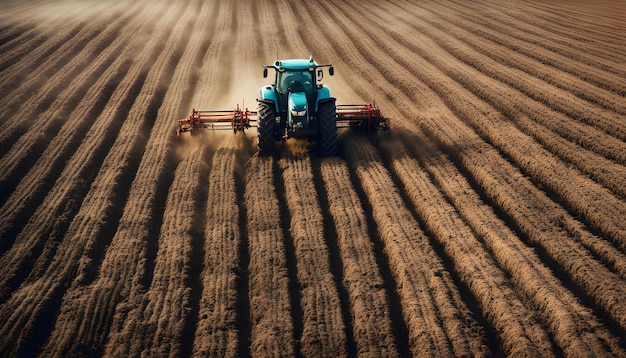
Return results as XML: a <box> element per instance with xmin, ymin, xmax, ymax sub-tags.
<box><xmin>177</xmin><ymin>103</ymin><xmax>389</xmax><ymax>135</ymax></box>
<box><xmin>177</xmin><ymin>105</ymin><xmax>256</xmax><ymax>135</ymax></box>
<box><xmin>336</xmin><ymin>103</ymin><xmax>390</xmax><ymax>132</ymax></box>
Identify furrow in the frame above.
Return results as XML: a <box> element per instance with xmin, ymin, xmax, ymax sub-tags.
<box><xmin>40</xmin><ymin>1</ymin><xmax>196</xmax><ymax>355</ymax></box>
<box><xmin>0</xmin><ymin>0</ymin><xmax>109</xmax><ymax>59</ymax></box>
<box><xmin>0</xmin><ymin>0</ymin><xmax>624</xmax><ymax>356</ymax></box>
<box><xmin>484</xmin><ymin>0</ymin><xmax>625</xmax><ymax>55</ymax></box>
<box><xmin>278</xmin><ymin>149</ymin><xmax>347</xmax><ymax>357</ymax></box>
<box><xmin>104</xmin><ymin>142</ymin><xmax>204</xmax><ymax>357</ymax></box>
<box><xmin>438</xmin><ymin>0</ymin><xmax>626</xmax><ymax>94</ymax></box>
<box><xmin>245</xmin><ymin>154</ymin><xmax>296</xmax><ymax>357</ymax></box>
<box><xmin>192</xmin><ymin>137</ymin><xmax>245</xmax><ymax>357</ymax></box>
<box><xmin>384</xmin><ymin>134</ymin><xmax>623</xmax><ymax>356</ymax></box>
<box><xmin>319</xmin><ymin>157</ymin><xmax>398</xmax><ymax>357</ymax></box>
<box><xmin>411</xmin><ymin>71</ymin><xmax>626</xmax><ymax>337</ymax></box>
<box><xmin>453</xmin><ymin>0</ymin><xmax>625</xmax><ymax>69</ymax></box>
<box><xmin>0</xmin><ymin>0</ymin><xmax>169</xmax><ymax>353</ymax></box>
<box><xmin>0</xmin><ymin>20</ymin><xmax>138</xmax><ymax>263</ymax></box>
<box><xmin>0</xmin><ymin>5</ymin><xmax>141</xmax><ymax>183</ymax></box>
<box><xmin>421</xmin><ymin>1</ymin><xmax>626</xmax><ymax>108</ymax></box>
<box><xmin>389</xmin><ymin>0</ymin><xmax>626</xmax><ymax>150</ymax></box>
<box><xmin>298</xmin><ymin>0</ymin><xmax>626</xmax><ymax>345</ymax></box>
<box><xmin>0</xmin><ymin>25</ymin><xmax>54</xmax><ymax>82</ymax></box>
<box><xmin>339</xmin><ymin>0</ymin><xmax>626</xmax><ymax>256</ymax></box>
<box><xmin>0</xmin><ymin>7</ymin><xmax>108</xmax><ymax>92</ymax></box>
<box><xmin>0</xmin><ymin>2</ymin><xmax>132</xmax><ymax>147</ymax></box>
<box><xmin>344</xmin><ymin>135</ymin><xmax>489</xmax><ymax>356</ymax></box>
<box><xmin>188</xmin><ymin>0</ymin><xmax>236</xmax><ymax>109</ymax></box>
<box><xmin>103</xmin><ymin>1</ymin><xmax>220</xmax><ymax>356</ymax></box>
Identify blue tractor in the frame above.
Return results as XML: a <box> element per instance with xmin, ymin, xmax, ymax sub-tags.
<box><xmin>177</xmin><ymin>57</ymin><xmax>389</xmax><ymax>156</ymax></box>
<box><xmin>257</xmin><ymin>57</ymin><xmax>337</xmax><ymax>155</ymax></box>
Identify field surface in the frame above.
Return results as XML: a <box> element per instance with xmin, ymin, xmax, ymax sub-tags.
<box><xmin>1</xmin><ymin>0</ymin><xmax>625</xmax><ymax>356</ymax></box>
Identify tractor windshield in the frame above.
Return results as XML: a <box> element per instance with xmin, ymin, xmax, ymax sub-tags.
<box><xmin>277</xmin><ymin>70</ymin><xmax>313</xmax><ymax>94</ymax></box>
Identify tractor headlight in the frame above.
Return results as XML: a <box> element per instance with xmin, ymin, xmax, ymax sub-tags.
<box><xmin>291</xmin><ymin>110</ymin><xmax>306</xmax><ymax>117</ymax></box>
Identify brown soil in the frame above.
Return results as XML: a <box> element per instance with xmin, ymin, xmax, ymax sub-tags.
<box><xmin>0</xmin><ymin>0</ymin><xmax>624</xmax><ymax>356</ymax></box>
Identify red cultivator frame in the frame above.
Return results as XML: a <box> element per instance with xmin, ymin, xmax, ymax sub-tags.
<box><xmin>336</xmin><ymin>103</ymin><xmax>390</xmax><ymax>132</ymax></box>
<box><xmin>177</xmin><ymin>103</ymin><xmax>389</xmax><ymax>135</ymax></box>
<box><xmin>177</xmin><ymin>104</ymin><xmax>257</xmax><ymax>135</ymax></box>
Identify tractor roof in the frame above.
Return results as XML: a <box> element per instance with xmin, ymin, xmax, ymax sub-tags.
<box><xmin>272</xmin><ymin>58</ymin><xmax>317</xmax><ymax>71</ymax></box>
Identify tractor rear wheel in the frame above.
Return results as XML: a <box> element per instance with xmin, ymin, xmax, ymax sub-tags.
<box><xmin>257</xmin><ymin>100</ymin><xmax>276</xmax><ymax>154</ymax></box>
<box><xmin>318</xmin><ymin>98</ymin><xmax>337</xmax><ymax>156</ymax></box>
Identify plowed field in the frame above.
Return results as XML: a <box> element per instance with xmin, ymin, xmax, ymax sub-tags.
<box><xmin>1</xmin><ymin>0</ymin><xmax>625</xmax><ymax>356</ymax></box>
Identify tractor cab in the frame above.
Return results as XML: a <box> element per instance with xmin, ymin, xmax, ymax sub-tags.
<box><xmin>276</xmin><ymin>68</ymin><xmax>314</xmax><ymax>95</ymax></box>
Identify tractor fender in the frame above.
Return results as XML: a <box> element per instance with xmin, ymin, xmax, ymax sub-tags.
<box><xmin>315</xmin><ymin>85</ymin><xmax>331</xmax><ymax>112</ymax></box>
<box><xmin>258</xmin><ymin>86</ymin><xmax>279</xmax><ymax>112</ymax></box>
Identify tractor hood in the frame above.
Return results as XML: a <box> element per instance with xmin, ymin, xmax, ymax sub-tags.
<box><xmin>288</xmin><ymin>92</ymin><xmax>308</xmax><ymax>131</ymax></box>
<box><xmin>289</xmin><ymin>92</ymin><xmax>307</xmax><ymax>115</ymax></box>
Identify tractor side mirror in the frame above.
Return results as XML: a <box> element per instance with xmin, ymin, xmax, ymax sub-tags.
<box><xmin>329</xmin><ymin>66</ymin><xmax>334</xmax><ymax>76</ymax></box>
<box><xmin>263</xmin><ymin>68</ymin><xmax>268</xmax><ymax>78</ymax></box>
<box><xmin>316</xmin><ymin>68</ymin><xmax>323</xmax><ymax>81</ymax></box>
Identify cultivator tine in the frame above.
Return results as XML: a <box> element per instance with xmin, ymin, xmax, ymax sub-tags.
<box><xmin>336</xmin><ymin>103</ymin><xmax>390</xmax><ymax>132</ymax></box>
<box><xmin>177</xmin><ymin>104</ymin><xmax>257</xmax><ymax>134</ymax></box>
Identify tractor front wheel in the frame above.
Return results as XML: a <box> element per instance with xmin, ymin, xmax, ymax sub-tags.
<box><xmin>257</xmin><ymin>100</ymin><xmax>276</xmax><ymax>154</ymax></box>
<box><xmin>318</xmin><ymin>98</ymin><xmax>337</xmax><ymax>156</ymax></box>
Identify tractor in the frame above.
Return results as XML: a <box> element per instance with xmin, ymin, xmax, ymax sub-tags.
<box><xmin>177</xmin><ymin>57</ymin><xmax>389</xmax><ymax>156</ymax></box>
